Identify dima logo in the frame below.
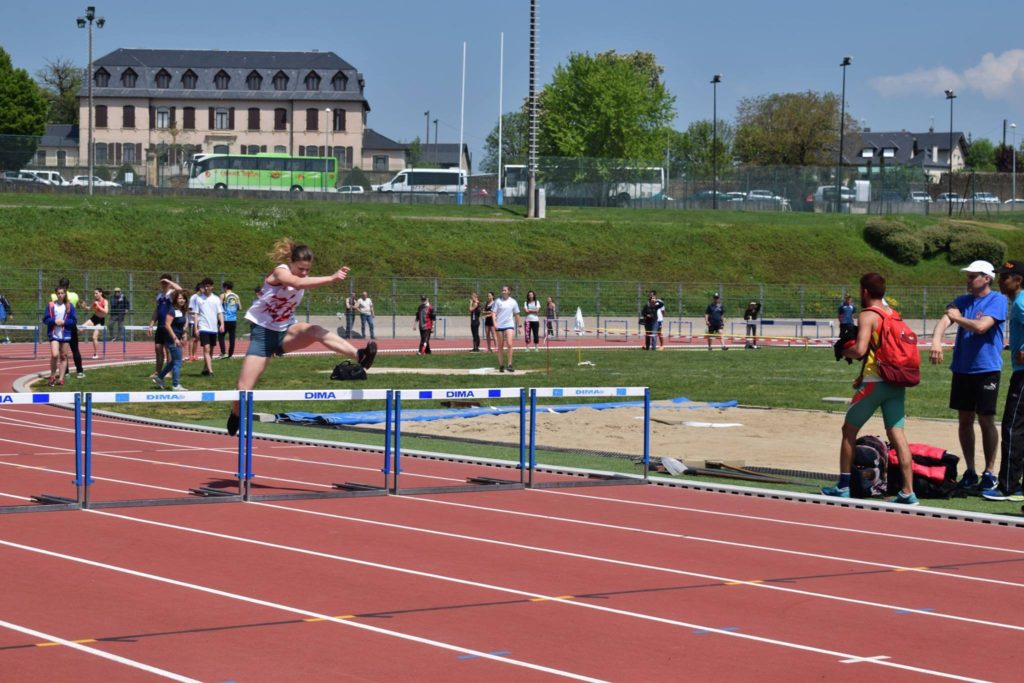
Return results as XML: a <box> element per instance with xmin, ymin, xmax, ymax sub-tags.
<box><xmin>304</xmin><ymin>391</ymin><xmax>337</xmax><ymax>400</ymax></box>
<box><xmin>146</xmin><ymin>394</ymin><xmax>185</xmax><ymax>400</ymax></box>
<box><xmin>445</xmin><ymin>390</ymin><xmax>477</xmax><ymax>398</ymax></box>
<box><xmin>574</xmin><ymin>389</ymin><xmax>602</xmax><ymax>396</ymax></box>
<box><xmin>0</xmin><ymin>395</ymin><xmax>13</xmax><ymax>403</ymax></box>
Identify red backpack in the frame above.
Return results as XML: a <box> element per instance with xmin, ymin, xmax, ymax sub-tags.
<box><xmin>864</xmin><ymin>306</ymin><xmax>920</xmax><ymax>387</ymax></box>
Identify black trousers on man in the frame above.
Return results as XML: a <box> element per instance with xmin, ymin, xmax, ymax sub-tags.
<box><xmin>999</xmin><ymin>370</ymin><xmax>1024</xmax><ymax>494</ymax></box>
<box><xmin>68</xmin><ymin>324</ymin><xmax>84</xmax><ymax>374</ymax></box>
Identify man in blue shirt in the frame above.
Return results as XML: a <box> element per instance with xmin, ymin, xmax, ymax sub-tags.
<box><xmin>929</xmin><ymin>260</ymin><xmax>1008</xmax><ymax>492</ymax></box>
<box><xmin>837</xmin><ymin>294</ymin><xmax>856</xmax><ymax>337</ymax></box>
<box><xmin>704</xmin><ymin>293</ymin><xmax>726</xmax><ymax>351</ymax></box>
<box><xmin>986</xmin><ymin>261</ymin><xmax>1024</xmax><ymax>502</ymax></box>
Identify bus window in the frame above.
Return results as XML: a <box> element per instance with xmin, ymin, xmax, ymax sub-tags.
<box><xmin>240</xmin><ymin>157</ymin><xmax>258</xmax><ymax>170</ymax></box>
<box><xmin>286</xmin><ymin>158</ymin><xmax>303</xmax><ymax>172</ymax></box>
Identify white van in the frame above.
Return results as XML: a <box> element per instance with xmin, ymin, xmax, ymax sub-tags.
<box><xmin>24</xmin><ymin>170</ymin><xmax>69</xmax><ymax>186</ymax></box>
<box><xmin>376</xmin><ymin>168</ymin><xmax>467</xmax><ymax>194</ymax></box>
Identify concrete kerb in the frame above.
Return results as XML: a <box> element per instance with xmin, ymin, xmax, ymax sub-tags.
<box><xmin>11</xmin><ymin>368</ymin><xmax>1024</xmax><ymax>528</ymax></box>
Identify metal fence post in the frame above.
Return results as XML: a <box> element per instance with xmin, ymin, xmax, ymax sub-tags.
<box><xmin>391</xmin><ymin>276</ymin><xmax>397</xmax><ymax>340</ymax></box>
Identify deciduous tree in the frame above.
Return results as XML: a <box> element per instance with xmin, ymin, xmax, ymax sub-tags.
<box><xmin>35</xmin><ymin>57</ymin><xmax>82</xmax><ymax>125</ymax></box>
<box><xmin>965</xmin><ymin>138</ymin><xmax>996</xmax><ymax>172</ymax></box>
<box><xmin>481</xmin><ymin>110</ymin><xmax>528</xmax><ymax>173</ymax></box>
<box><xmin>667</xmin><ymin>119</ymin><xmax>735</xmax><ymax>179</ymax></box>
<box><xmin>0</xmin><ymin>48</ymin><xmax>48</xmax><ymax>170</ymax></box>
<box><xmin>733</xmin><ymin>91</ymin><xmax>858</xmax><ymax>166</ymax></box>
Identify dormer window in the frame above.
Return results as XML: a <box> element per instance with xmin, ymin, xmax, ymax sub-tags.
<box><xmin>94</xmin><ymin>67</ymin><xmax>110</xmax><ymax>88</ymax></box>
<box><xmin>331</xmin><ymin>71</ymin><xmax>348</xmax><ymax>91</ymax></box>
<box><xmin>155</xmin><ymin>69</ymin><xmax>171</xmax><ymax>89</ymax></box>
<box><xmin>882</xmin><ymin>147</ymin><xmax>896</xmax><ymax>159</ymax></box>
<box><xmin>861</xmin><ymin>148</ymin><xmax>874</xmax><ymax>159</ymax></box>
<box><xmin>181</xmin><ymin>69</ymin><xmax>198</xmax><ymax>89</ymax></box>
<box><xmin>246</xmin><ymin>70</ymin><xmax>262</xmax><ymax>90</ymax></box>
<box><xmin>214</xmin><ymin>70</ymin><xmax>231</xmax><ymax>90</ymax></box>
<box><xmin>304</xmin><ymin>71</ymin><xmax>321</xmax><ymax>91</ymax></box>
<box><xmin>273</xmin><ymin>70</ymin><xmax>289</xmax><ymax>91</ymax></box>
<box><xmin>121</xmin><ymin>68</ymin><xmax>137</xmax><ymax>88</ymax></box>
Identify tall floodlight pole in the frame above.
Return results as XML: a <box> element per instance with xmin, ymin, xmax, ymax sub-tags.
<box><xmin>77</xmin><ymin>6</ymin><xmax>105</xmax><ymax>197</ymax></box>
<box><xmin>1012</xmin><ymin>122</ymin><xmax>1017</xmax><ymax>207</ymax></box>
<box><xmin>945</xmin><ymin>89</ymin><xmax>956</xmax><ymax>217</ymax></box>
<box><xmin>433</xmin><ymin>118</ymin><xmax>438</xmax><ymax>164</ymax></box>
<box><xmin>526</xmin><ymin>0</ymin><xmax>539</xmax><ymax>218</ymax></box>
<box><xmin>458</xmin><ymin>41</ymin><xmax>466</xmax><ymax>205</ymax></box>
<box><xmin>424</xmin><ymin>110</ymin><xmax>430</xmax><ymax>155</ymax></box>
<box><xmin>711</xmin><ymin>74</ymin><xmax>721</xmax><ymax>209</ymax></box>
<box><xmin>836</xmin><ymin>56</ymin><xmax>851</xmax><ymax>214</ymax></box>
<box><xmin>497</xmin><ymin>32</ymin><xmax>505</xmax><ymax>206</ymax></box>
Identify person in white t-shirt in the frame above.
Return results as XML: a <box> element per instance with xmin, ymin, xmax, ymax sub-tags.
<box><xmin>226</xmin><ymin>238</ymin><xmax>377</xmax><ymax>437</ymax></box>
<box><xmin>195</xmin><ymin>278</ymin><xmax>225</xmax><ymax>377</ymax></box>
<box><xmin>357</xmin><ymin>291</ymin><xmax>375</xmax><ymax>339</ymax></box>
<box><xmin>492</xmin><ymin>285</ymin><xmax>521</xmax><ymax>372</ymax></box>
<box><xmin>187</xmin><ymin>283</ymin><xmax>202</xmax><ymax>362</ymax></box>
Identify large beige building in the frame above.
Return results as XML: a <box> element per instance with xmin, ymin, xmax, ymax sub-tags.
<box><xmin>77</xmin><ymin>48</ymin><xmax>407</xmax><ymax>182</ymax></box>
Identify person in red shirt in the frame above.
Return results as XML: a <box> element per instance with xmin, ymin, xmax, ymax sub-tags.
<box><xmin>83</xmin><ymin>288</ymin><xmax>109</xmax><ymax>359</ymax></box>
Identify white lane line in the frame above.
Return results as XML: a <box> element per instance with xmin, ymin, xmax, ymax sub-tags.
<box><xmin>533</xmin><ymin>489</ymin><xmax>1024</xmax><ymax>556</ymax></box>
<box><xmin>0</xmin><ymin>537</ymin><xmax>606</xmax><ymax>683</ymax></box>
<box><xmin>68</xmin><ymin>508</ymin><xmax>989</xmax><ymax>682</ymax></box>
<box><xmin>0</xmin><ymin>618</ymin><xmax>201</xmax><ymax>682</ymax></box>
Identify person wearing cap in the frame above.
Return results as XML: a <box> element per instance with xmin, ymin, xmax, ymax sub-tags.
<box><xmin>704</xmin><ymin>293</ymin><xmax>727</xmax><ymax>351</ymax></box>
<box><xmin>837</xmin><ymin>294</ymin><xmax>856</xmax><ymax>338</ymax></box>
<box><xmin>108</xmin><ymin>286</ymin><xmax>130</xmax><ymax>341</ymax></box>
<box><xmin>987</xmin><ymin>261</ymin><xmax>1024</xmax><ymax>502</ymax></box>
<box><xmin>929</xmin><ymin>259</ymin><xmax>1008</xmax><ymax>493</ymax></box>
<box><xmin>743</xmin><ymin>300</ymin><xmax>761</xmax><ymax>349</ymax></box>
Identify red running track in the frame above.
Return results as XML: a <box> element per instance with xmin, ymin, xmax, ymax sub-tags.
<box><xmin>1</xmin><ymin>347</ymin><xmax>1023</xmax><ymax>681</ymax></box>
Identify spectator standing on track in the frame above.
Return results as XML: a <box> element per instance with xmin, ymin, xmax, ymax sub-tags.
<box><xmin>149</xmin><ymin>275</ymin><xmax>180</xmax><ymax>378</ymax></box>
<box><xmin>226</xmin><ymin>238</ymin><xmax>377</xmax><ymax>437</ymax></box>
<box><xmin>640</xmin><ymin>294</ymin><xmax>660</xmax><ymax>350</ymax></box>
<box><xmin>343</xmin><ymin>292</ymin><xmax>357</xmax><ymax>339</ymax></box>
<box><xmin>492</xmin><ymin>285</ymin><xmax>521</xmax><ymax>372</ymax></box>
<box><xmin>83</xmin><ymin>287</ymin><xmax>108</xmax><ymax>359</ymax></box>
<box><xmin>650</xmin><ymin>290</ymin><xmax>665</xmax><ymax>350</ymax></box>
<box><xmin>704</xmin><ymin>293</ymin><xmax>727</xmax><ymax>351</ymax></box>
<box><xmin>357</xmin><ymin>290</ymin><xmax>375</xmax><ymax>340</ymax></box>
<box><xmin>545</xmin><ymin>296</ymin><xmax>558</xmax><ymax>339</ymax></box>
<box><xmin>414</xmin><ymin>294</ymin><xmax>435</xmax><ymax>355</ymax></box>
<box><xmin>219</xmin><ymin>281</ymin><xmax>241</xmax><ymax>359</ymax></box>
<box><xmin>469</xmin><ymin>292</ymin><xmax>482</xmax><ymax>352</ymax></box>
<box><xmin>484</xmin><ymin>291</ymin><xmax>496</xmax><ymax>352</ymax></box>
<box><xmin>837</xmin><ymin>294</ymin><xmax>856</xmax><ymax>339</ymax></box>
<box><xmin>744</xmin><ymin>300</ymin><xmax>761</xmax><ymax>349</ymax></box>
<box><xmin>986</xmin><ymin>261</ymin><xmax>1024</xmax><ymax>502</ymax></box>
<box><xmin>0</xmin><ymin>290</ymin><xmax>12</xmax><ymax>343</ymax></box>
<box><xmin>187</xmin><ymin>283</ymin><xmax>202</xmax><ymax>362</ymax></box>
<box><xmin>51</xmin><ymin>278</ymin><xmax>85</xmax><ymax>378</ymax></box>
<box><xmin>153</xmin><ymin>290</ymin><xmax>190</xmax><ymax>391</ymax></box>
<box><xmin>43</xmin><ymin>286</ymin><xmax>76</xmax><ymax>386</ymax></box>
<box><xmin>195</xmin><ymin>278</ymin><xmax>224</xmax><ymax>376</ymax></box>
<box><xmin>108</xmin><ymin>286</ymin><xmax>129</xmax><ymax>342</ymax></box>
<box><xmin>524</xmin><ymin>290</ymin><xmax>541</xmax><ymax>352</ymax></box>
<box><xmin>929</xmin><ymin>260</ymin><xmax>1007</xmax><ymax>494</ymax></box>
<box><xmin>823</xmin><ymin>272</ymin><xmax>918</xmax><ymax>505</ymax></box>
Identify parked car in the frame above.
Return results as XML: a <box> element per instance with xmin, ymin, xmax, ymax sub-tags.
<box><xmin>722</xmin><ymin>192</ymin><xmax>747</xmax><ymax>203</ymax></box>
<box><xmin>968</xmin><ymin>192</ymin><xmax>1000</xmax><ymax>204</ymax></box>
<box><xmin>936</xmin><ymin>192</ymin><xmax>963</xmax><ymax>203</ymax></box>
<box><xmin>909</xmin><ymin>191</ymin><xmax>932</xmax><ymax>203</ymax></box>
<box><xmin>688</xmin><ymin>190</ymin><xmax>730</xmax><ymax>202</ymax></box>
<box><xmin>812</xmin><ymin>185</ymin><xmax>854</xmax><ymax>203</ymax></box>
<box><xmin>1</xmin><ymin>170</ymin><xmax>49</xmax><ymax>185</ymax></box>
<box><xmin>25</xmin><ymin>170</ymin><xmax>70</xmax><ymax>186</ymax></box>
<box><xmin>1004</xmin><ymin>198</ymin><xmax>1024</xmax><ymax>208</ymax></box>
<box><xmin>70</xmin><ymin>175</ymin><xmax>122</xmax><ymax>187</ymax></box>
<box><xmin>746</xmin><ymin>189</ymin><xmax>782</xmax><ymax>202</ymax></box>
<box><xmin>335</xmin><ymin>185</ymin><xmax>365</xmax><ymax>194</ymax></box>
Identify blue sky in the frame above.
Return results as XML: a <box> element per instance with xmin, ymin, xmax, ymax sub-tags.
<box><xmin>5</xmin><ymin>0</ymin><xmax>1024</xmax><ymax>169</ymax></box>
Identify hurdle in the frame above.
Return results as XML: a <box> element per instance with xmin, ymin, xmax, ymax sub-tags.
<box><xmin>544</xmin><ymin>318</ymin><xmax>568</xmax><ymax>341</ymax></box>
<box><xmin>668</xmin><ymin>319</ymin><xmax>693</xmax><ymax>341</ymax></box>
<box><xmin>81</xmin><ymin>390</ymin><xmax>247</xmax><ymax>509</ymax></box>
<box><xmin>602</xmin><ymin>320</ymin><xmax>630</xmax><ymax>341</ymax></box>
<box><xmin>78</xmin><ymin>324</ymin><xmax>106</xmax><ymax>357</ymax></box>
<box><xmin>526</xmin><ymin>387</ymin><xmax>649</xmax><ymax>489</ymax></box>
<box><xmin>122</xmin><ymin>325</ymin><xmax>151</xmax><ymax>356</ymax></box>
<box><xmin>241</xmin><ymin>388</ymin><xmax>392</xmax><ymax>501</ymax></box>
<box><xmin>0</xmin><ymin>391</ymin><xmax>84</xmax><ymax>514</ymax></box>
<box><xmin>0</xmin><ymin>324</ymin><xmax>40</xmax><ymax>357</ymax></box>
<box><xmin>391</xmin><ymin>387</ymin><xmax>528</xmax><ymax>495</ymax></box>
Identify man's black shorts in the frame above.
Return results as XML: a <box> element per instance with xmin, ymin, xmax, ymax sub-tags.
<box><xmin>949</xmin><ymin>371</ymin><xmax>1001</xmax><ymax>415</ymax></box>
<box><xmin>199</xmin><ymin>331</ymin><xmax>218</xmax><ymax>348</ymax></box>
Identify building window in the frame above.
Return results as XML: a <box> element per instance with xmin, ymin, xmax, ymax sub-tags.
<box><xmin>373</xmin><ymin>155</ymin><xmax>389</xmax><ymax>172</ymax></box>
<box><xmin>331</xmin><ymin>71</ymin><xmax>348</xmax><ymax>91</ymax></box>
<box><xmin>121</xmin><ymin>68</ymin><xmax>137</xmax><ymax>88</ymax></box>
<box><xmin>155</xmin><ymin>69</ymin><xmax>171</xmax><ymax>89</ymax></box>
<box><xmin>213</xmin><ymin>144</ymin><xmax>229</xmax><ymax>155</ymax></box>
<box><xmin>156</xmin><ymin>107</ymin><xmax>170</xmax><ymax>129</ymax></box>
<box><xmin>214</xmin><ymin>70</ymin><xmax>230</xmax><ymax>90</ymax></box>
<box><xmin>304</xmin><ymin>71</ymin><xmax>321</xmax><ymax>91</ymax></box>
<box><xmin>57</xmin><ymin>150</ymin><xmax>67</xmax><ymax>166</ymax></box>
<box><xmin>333</xmin><ymin>146</ymin><xmax>347</xmax><ymax>168</ymax></box>
<box><xmin>124</xmin><ymin>144</ymin><xmax>136</xmax><ymax>163</ymax></box>
<box><xmin>95</xmin><ymin>105</ymin><xmax>107</xmax><ymax>128</ymax></box>
<box><xmin>215</xmin><ymin>108</ymin><xmax>230</xmax><ymax>130</ymax></box>
<box><xmin>274</xmin><ymin>108</ymin><xmax>287</xmax><ymax>131</ymax></box>
<box><xmin>274</xmin><ymin>145</ymin><xmax>287</xmax><ymax>154</ymax></box>
<box><xmin>94</xmin><ymin>68</ymin><xmax>109</xmax><ymax>87</ymax></box>
<box><xmin>36</xmin><ymin>150</ymin><xmax>46</xmax><ymax>166</ymax></box>
<box><xmin>245</xmin><ymin>144</ymin><xmax>260</xmax><ymax>155</ymax></box>
<box><xmin>246</xmin><ymin>70</ymin><xmax>262</xmax><ymax>90</ymax></box>
<box><xmin>332</xmin><ymin>109</ymin><xmax>345</xmax><ymax>131</ymax></box>
<box><xmin>181</xmin><ymin>69</ymin><xmax>197</xmax><ymax>89</ymax></box>
<box><xmin>273</xmin><ymin>71</ymin><xmax>289</xmax><ymax>91</ymax></box>
<box><xmin>182</xmin><ymin>107</ymin><xmax>195</xmax><ymax>130</ymax></box>
<box><xmin>123</xmin><ymin>105</ymin><xmax>135</xmax><ymax>128</ymax></box>
<box><xmin>248</xmin><ymin>107</ymin><xmax>260</xmax><ymax>130</ymax></box>
<box><xmin>306</xmin><ymin>108</ymin><xmax>319</xmax><ymax>131</ymax></box>
<box><xmin>95</xmin><ymin>143</ymin><xmax>108</xmax><ymax>164</ymax></box>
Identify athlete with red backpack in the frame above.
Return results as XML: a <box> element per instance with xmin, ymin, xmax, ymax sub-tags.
<box><xmin>822</xmin><ymin>272</ymin><xmax>919</xmax><ymax>505</ymax></box>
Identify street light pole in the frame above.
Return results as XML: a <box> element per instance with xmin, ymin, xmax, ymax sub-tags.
<box><xmin>836</xmin><ymin>56</ymin><xmax>851</xmax><ymax>214</ymax></box>
<box><xmin>526</xmin><ymin>0</ymin><xmax>539</xmax><ymax>218</ymax></box>
<box><xmin>324</xmin><ymin>108</ymin><xmax>331</xmax><ymax>192</ymax></box>
<box><xmin>1012</xmin><ymin>122</ymin><xmax>1017</xmax><ymax>208</ymax></box>
<box><xmin>77</xmin><ymin>5</ymin><xmax>105</xmax><ymax>197</ymax></box>
<box><xmin>945</xmin><ymin>89</ymin><xmax>956</xmax><ymax>217</ymax></box>
<box><xmin>711</xmin><ymin>74</ymin><xmax>721</xmax><ymax>210</ymax></box>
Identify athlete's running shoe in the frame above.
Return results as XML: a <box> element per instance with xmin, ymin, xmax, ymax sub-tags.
<box><xmin>357</xmin><ymin>341</ymin><xmax>377</xmax><ymax>370</ymax></box>
<box><xmin>226</xmin><ymin>411</ymin><xmax>240</xmax><ymax>437</ymax></box>
<box><xmin>152</xmin><ymin>376</ymin><xmax>165</xmax><ymax>390</ymax></box>
<box><xmin>820</xmin><ymin>485</ymin><xmax>850</xmax><ymax>498</ymax></box>
<box><xmin>957</xmin><ymin>470</ymin><xmax>979</xmax><ymax>490</ymax></box>
<box><xmin>891</xmin><ymin>491</ymin><xmax>920</xmax><ymax>506</ymax></box>
<box><xmin>979</xmin><ymin>471</ymin><xmax>999</xmax><ymax>492</ymax></box>
<box><xmin>981</xmin><ymin>488</ymin><xmax>1009</xmax><ymax>501</ymax></box>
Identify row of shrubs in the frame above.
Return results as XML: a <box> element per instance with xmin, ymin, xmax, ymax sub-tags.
<box><xmin>864</xmin><ymin>219</ymin><xmax>1006</xmax><ymax>266</ymax></box>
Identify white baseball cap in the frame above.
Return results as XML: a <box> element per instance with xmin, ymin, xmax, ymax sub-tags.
<box><xmin>960</xmin><ymin>260</ymin><xmax>995</xmax><ymax>278</ymax></box>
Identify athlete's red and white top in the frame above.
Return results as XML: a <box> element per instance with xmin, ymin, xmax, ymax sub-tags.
<box><xmin>245</xmin><ymin>264</ymin><xmax>303</xmax><ymax>332</ymax></box>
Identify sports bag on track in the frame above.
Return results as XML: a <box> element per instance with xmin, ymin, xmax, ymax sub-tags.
<box><xmin>864</xmin><ymin>306</ymin><xmax>920</xmax><ymax>387</ymax></box>
<box><xmin>330</xmin><ymin>361</ymin><xmax>367</xmax><ymax>381</ymax></box>
<box><xmin>850</xmin><ymin>435</ymin><xmax>888</xmax><ymax>498</ymax></box>
<box><xmin>886</xmin><ymin>443</ymin><xmax>959</xmax><ymax>498</ymax></box>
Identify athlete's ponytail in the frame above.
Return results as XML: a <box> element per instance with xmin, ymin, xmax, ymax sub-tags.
<box><xmin>270</xmin><ymin>238</ymin><xmax>314</xmax><ymax>264</ymax></box>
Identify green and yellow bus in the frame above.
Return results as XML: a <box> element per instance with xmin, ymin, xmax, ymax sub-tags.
<box><xmin>187</xmin><ymin>153</ymin><xmax>337</xmax><ymax>192</ymax></box>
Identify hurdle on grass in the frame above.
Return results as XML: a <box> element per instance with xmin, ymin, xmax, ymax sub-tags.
<box><xmin>526</xmin><ymin>387</ymin><xmax>649</xmax><ymax>489</ymax></box>
<box><xmin>0</xmin><ymin>324</ymin><xmax>40</xmax><ymax>357</ymax></box>
<box><xmin>241</xmin><ymin>388</ymin><xmax>393</xmax><ymax>501</ymax></box>
<box><xmin>0</xmin><ymin>391</ymin><xmax>83</xmax><ymax>514</ymax></box>
<box><xmin>81</xmin><ymin>390</ymin><xmax>247</xmax><ymax>509</ymax></box>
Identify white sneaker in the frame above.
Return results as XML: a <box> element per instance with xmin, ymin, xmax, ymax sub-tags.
<box><xmin>172</xmin><ymin>384</ymin><xmax>187</xmax><ymax>391</ymax></box>
<box><xmin>91</xmin><ymin>354</ymin><xmax>99</xmax><ymax>360</ymax></box>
